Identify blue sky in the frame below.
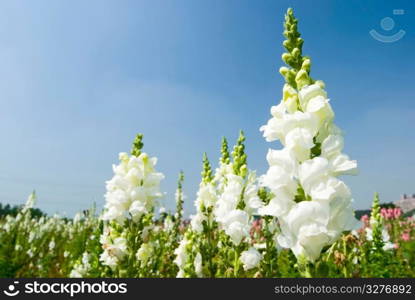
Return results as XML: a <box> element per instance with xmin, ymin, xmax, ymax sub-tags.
<box><xmin>0</xmin><ymin>0</ymin><xmax>413</xmax><ymax>216</ymax></box>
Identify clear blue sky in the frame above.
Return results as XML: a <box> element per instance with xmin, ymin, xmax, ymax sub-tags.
<box><xmin>0</xmin><ymin>0</ymin><xmax>413</xmax><ymax>216</ymax></box>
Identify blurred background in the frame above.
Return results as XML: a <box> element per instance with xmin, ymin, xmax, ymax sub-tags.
<box><xmin>0</xmin><ymin>0</ymin><xmax>413</xmax><ymax>216</ymax></box>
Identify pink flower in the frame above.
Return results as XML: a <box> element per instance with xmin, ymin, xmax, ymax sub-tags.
<box><xmin>394</xmin><ymin>208</ymin><xmax>402</xmax><ymax>218</ymax></box>
<box><xmin>401</xmin><ymin>233</ymin><xmax>410</xmax><ymax>241</ymax></box>
<box><xmin>380</xmin><ymin>208</ymin><xmax>389</xmax><ymax>219</ymax></box>
<box><xmin>361</xmin><ymin>214</ymin><xmax>369</xmax><ymax>226</ymax></box>
<box><xmin>380</xmin><ymin>207</ymin><xmax>402</xmax><ymax>220</ymax></box>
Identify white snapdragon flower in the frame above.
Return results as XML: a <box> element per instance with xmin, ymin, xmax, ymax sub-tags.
<box><xmin>99</xmin><ymin>231</ymin><xmax>128</xmax><ymax>269</ymax></box>
<box><xmin>190</xmin><ymin>213</ymin><xmax>206</xmax><ymax>233</ymax></box>
<box><xmin>70</xmin><ymin>252</ymin><xmax>91</xmax><ymax>278</ymax></box>
<box><xmin>102</xmin><ymin>152</ymin><xmax>164</xmax><ymax>223</ymax></box>
<box><xmin>260</xmin><ymin>81</ymin><xmax>358</xmax><ymax>262</ymax></box>
<box><xmin>282</xmin><ymin>84</ymin><xmax>299</xmax><ymax>113</ymax></box>
<box><xmin>213</xmin><ymin>159</ymin><xmax>261</xmax><ymax>246</ymax></box>
<box><xmin>243</xmin><ymin>172</ymin><xmax>263</xmax><ymax>215</ymax></box>
<box><xmin>136</xmin><ymin>243</ymin><xmax>154</xmax><ymax>264</ymax></box>
<box><xmin>214</xmin><ymin>174</ymin><xmax>244</xmax><ymax>224</ymax></box>
<box><xmin>383</xmin><ymin>242</ymin><xmax>395</xmax><ymax>251</ymax></box>
<box><xmin>99</xmin><ymin>251</ymin><xmax>118</xmax><ymax>269</ymax></box>
<box><xmin>305</xmin><ymin>95</ymin><xmax>334</xmax><ymax>127</ymax></box>
<box><xmin>222</xmin><ymin>209</ymin><xmax>250</xmax><ymax>245</ymax></box>
<box><xmin>194</xmin><ymin>252</ymin><xmax>203</xmax><ymax>278</ymax></box>
<box><xmin>69</xmin><ymin>269</ymin><xmax>83</xmax><ymax>278</ymax></box>
<box><xmin>22</xmin><ymin>191</ymin><xmax>36</xmax><ymax>213</ymax></box>
<box><xmin>49</xmin><ymin>239</ymin><xmax>56</xmax><ymax>251</ymax></box>
<box><xmin>321</xmin><ymin>134</ymin><xmax>358</xmax><ymax>176</ymax></box>
<box><xmin>365</xmin><ymin>227</ymin><xmax>394</xmax><ymax>251</ymax></box>
<box><xmin>277</xmin><ymin>201</ymin><xmax>330</xmax><ymax>262</ymax></box>
<box><xmin>107</xmin><ymin>237</ymin><xmax>128</xmax><ymax>259</ymax></box>
<box><xmin>174</xmin><ymin>237</ymin><xmax>191</xmax><ymax>277</ymax></box>
<box><xmin>298</xmin><ymin>83</ymin><xmax>327</xmax><ymax>110</ymax></box>
<box><xmin>258</xmin><ymin>148</ymin><xmax>298</xmax><ymax>217</ymax></box>
<box><xmin>213</xmin><ymin>173</ymin><xmax>254</xmax><ymax>245</ymax></box>
<box><xmin>261</xmin><ymin>110</ymin><xmax>319</xmax><ymax>148</ymax></box>
<box><xmin>164</xmin><ymin>216</ymin><xmax>174</xmax><ymax>232</ymax></box>
<box><xmin>195</xmin><ymin>183</ymin><xmax>217</xmax><ymax>211</ymax></box>
<box><xmin>240</xmin><ymin>247</ymin><xmax>262</xmax><ymax>270</ymax></box>
<box><xmin>365</xmin><ymin>228</ymin><xmax>373</xmax><ymax>241</ymax></box>
<box><xmin>326</xmin><ymin>197</ymin><xmax>360</xmax><ymax>243</ymax></box>
<box><xmin>285</xmin><ymin>127</ymin><xmax>315</xmax><ymax>162</ymax></box>
<box><xmin>213</xmin><ymin>162</ymin><xmax>233</xmax><ymax>192</ymax></box>
<box><xmin>27</xmin><ymin>249</ymin><xmax>34</xmax><ymax>258</ymax></box>
<box><xmin>260</xmin><ymin>103</ymin><xmax>286</xmax><ymax>142</ymax></box>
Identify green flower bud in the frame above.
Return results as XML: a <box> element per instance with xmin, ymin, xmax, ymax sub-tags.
<box><xmin>220</xmin><ymin>137</ymin><xmax>231</xmax><ymax>164</ymax></box>
<box><xmin>315</xmin><ymin>80</ymin><xmax>325</xmax><ymax>89</ymax></box>
<box><xmin>239</xmin><ymin>164</ymin><xmax>247</xmax><ymax>179</ymax></box>
<box><xmin>295</xmin><ymin>69</ymin><xmax>310</xmax><ymax>89</ymax></box>
<box><xmin>131</xmin><ymin>133</ymin><xmax>144</xmax><ymax>157</ymax></box>
<box><xmin>279</xmin><ymin>8</ymin><xmax>313</xmax><ymax>89</ymax></box>
<box><xmin>301</xmin><ymin>58</ymin><xmax>311</xmax><ymax>72</ymax></box>
<box><xmin>283</xmin><ymin>40</ymin><xmax>291</xmax><ymax>49</ymax></box>
<box><xmin>285</xmin><ymin>70</ymin><xmax>296</xmax><ymax>87</ymax></box>
<box><xmin>201</xmin><ymin>153</ymin><xmax>213</xmax><ymax>183</ymax></box>
<box><xmin>292</xmin><ymin>47</ymin><xmax>300</xmax><ymax>58</ymax></box>
<box><xmin>279</xmin><ymin>66</ymin><xmax>289</xmax><ymax>77</ymax></box>
<box><xmin>282</xmin><ymin>53</ymin><xmax>292</xmax><ymax>65</ymax></box>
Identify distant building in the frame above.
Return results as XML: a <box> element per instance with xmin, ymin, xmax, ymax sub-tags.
<box><xmin>395</xmin><ymin>194</ymin><xmax>415</xmax><ymax>213</ymax></box>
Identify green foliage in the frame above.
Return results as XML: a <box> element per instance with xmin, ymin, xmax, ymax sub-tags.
<box><xmin>0</xmin><ymin>203</ymin><xmax>46</xmax><ymax>219</ymax></box>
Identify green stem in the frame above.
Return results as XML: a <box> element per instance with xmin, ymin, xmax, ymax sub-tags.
<box><xmin>304</xmin><ymin>263</ymin><xmax>313</xmax><ymax>278</ymax></box>
<box><xmin>234</xmin><ymin>246</ymin><xmax>241</xmax><ymax>277</ymax></box>
<box><xmin>206</xmin><ymin>212</ymin><xmax>215</xmax><ymax>277</ymax></box>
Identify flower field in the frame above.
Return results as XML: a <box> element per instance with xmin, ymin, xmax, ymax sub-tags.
<box><xmin>0</xmin><ymin>8</ymin><xmax>414</xmax><ymax>278</ymax></box>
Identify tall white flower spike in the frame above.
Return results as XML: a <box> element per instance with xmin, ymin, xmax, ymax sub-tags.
<box><xmin>259</xmin><ymin>8</ymin><xmax>359</xmax><ymax>262</ymax></box>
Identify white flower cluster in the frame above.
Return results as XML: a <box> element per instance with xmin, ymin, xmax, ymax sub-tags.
<box><xmin>174</xmin><ymin>236</ymin><xmax>203</xmax><ymax>278</ymax></box>
<box><xmin>214</xmin><ymin>171</ymin><xmax>262</xmax><ymax>245</ymax></box>
<box><xmin>70</xmin><ymin>252</ymin><xmax>91</xmax><ymax>278</ymax></box>
<box><xmin>190</xmin><ymin>182</ymin><xmax>217</xmax><ymax>233</ymax></box>
<box><xmin>365</xmin><ymin>227</ymin><xmax>395</xmax><ymax>251</ymax></box>
<box><xmin>240</xmin><ymin>247</ymin><xmax>262</xmax><ymax>271</ymax></box>
<box><xmin>102</xmin><ymin>152</ymin><xmax>164</xmax><ymax>223</ymax></box>
<box><xmin>136</xmin><ymin>242</ymin><xmax>154</xmax><ymax>265</ymax></box>
<box><xmin>174</xmin><ymin>237</ymin><xmax>189</xmax><ymax>277</ymax></box>
<box><xmin>99</xmin><ymin>228</ymin><xmax>128</xmax><ymax>269</ymax></box>
<box><xmin>260</xmin><ymin>83</ymin><xmax>359</xmax><ymax>262</ymax></box>
<box><xmin>22</xmin><ymin>191</ymin><xmax>36</xmax><ymax>214</ymax></box>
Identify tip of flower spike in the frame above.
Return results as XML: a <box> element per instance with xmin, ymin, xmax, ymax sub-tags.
<box><xmin>232</xmin><ymin>131</ymin><xmax>247</xmax><ymax>178</ymax></box>
<box><xmin>220</xmin><ymin>137</ymin><xmax>231</xmax><ymax>164</ymax></box>
<box><xmin>201</xmin><ymin>153</ymin><xmax>213</xmax><ymax>183</ymax></box>
<box><xmin>280</xmin><ymin>8</ymin><xmax>313</xmax><ymax>90</ymax></box>
<box><xmin>373</xmin><ymin>192</ymin><xmax>380</xmax><ymax>207</ymax></box>
<box><xmin>177</xmin><ymin>170</ymin><xmax>185</xmax><ymax>188</ymax></box>
<box><xmin>371</xmin><ymin>192</ymin><xmax>382</xmax><ymax>222</ymax></box>
<box><xmin>131</xmin><ymin>133</ymin><xmax>144</xmax><ymax>157</ymax></box>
